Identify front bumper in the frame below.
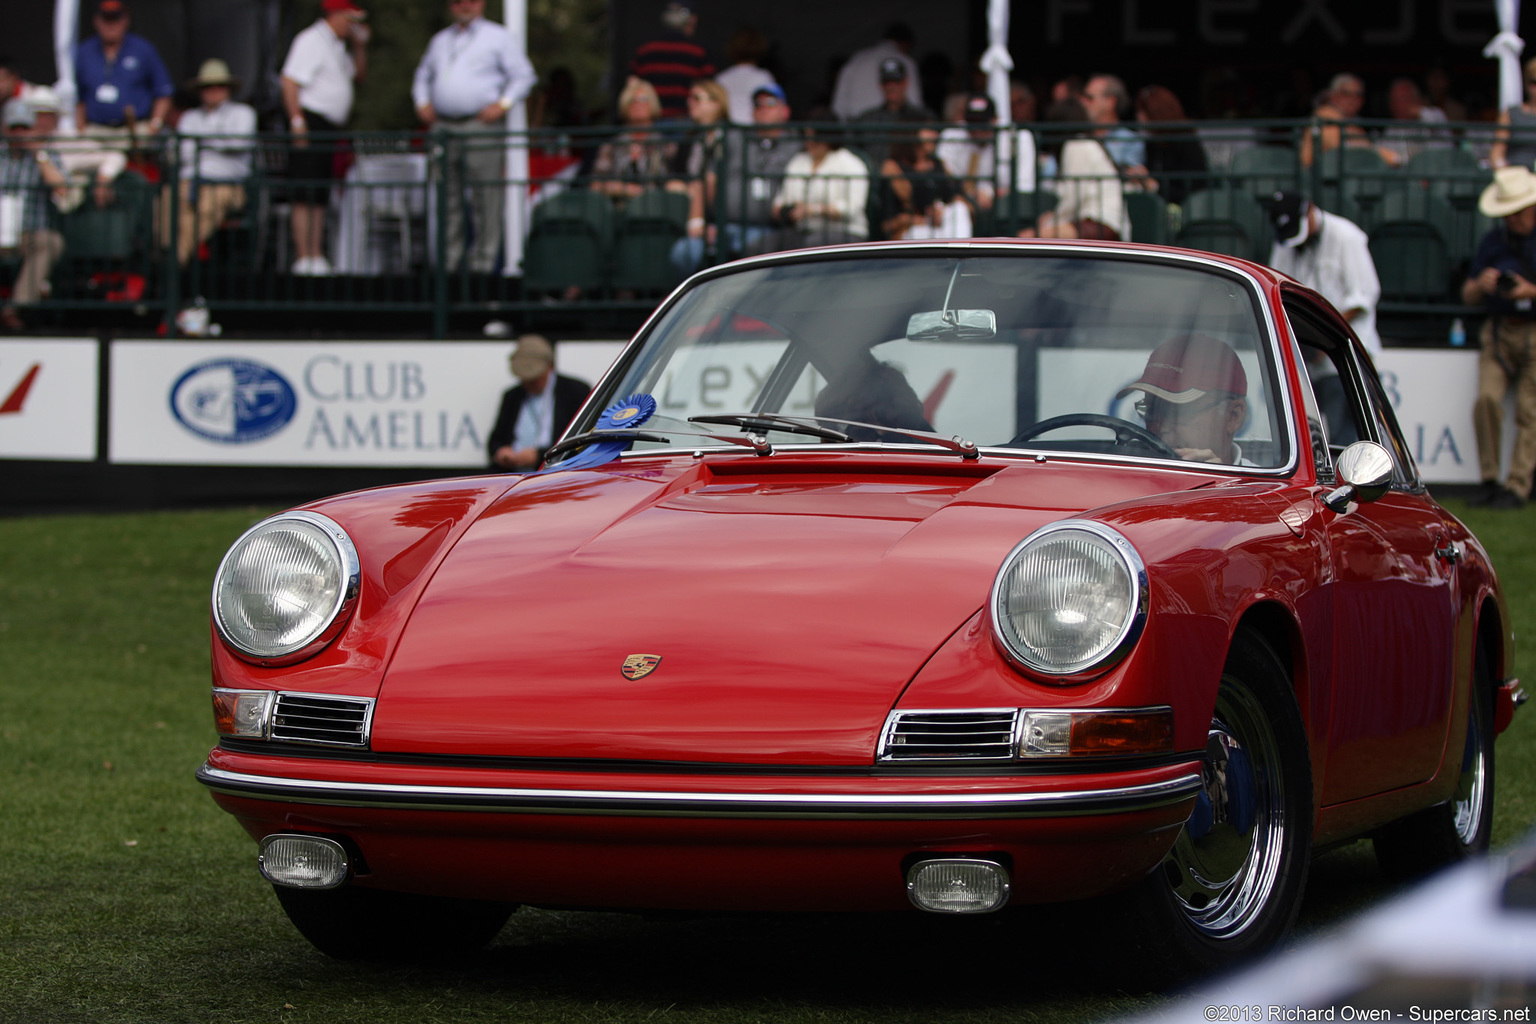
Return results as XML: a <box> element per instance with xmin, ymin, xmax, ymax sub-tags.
<box><xmin>200</xmin><ymin>746</ymin><xmax>1202</xmax><ymax>911</ymax></box>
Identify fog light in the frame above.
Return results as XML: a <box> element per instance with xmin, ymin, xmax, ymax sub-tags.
<box><xmin>258</xmin><ymin>834</ymin><xmax>349</xmax><ymax>889</ymax></box>
<box><xmin>906</xmin><ymin>858</ymin><xmax>1010</xmax><ymax>913</ymax></box>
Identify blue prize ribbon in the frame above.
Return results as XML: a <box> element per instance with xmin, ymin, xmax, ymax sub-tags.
<box><xmin>541</xmin><ymin>394</ymin><xmax>658</xmax><ymax>472</ymax></box>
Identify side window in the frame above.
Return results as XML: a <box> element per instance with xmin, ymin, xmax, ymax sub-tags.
<box><xmin>1284</xmin><ymin>297</ymin><xmax>1423</xmax><ymax>491</ymax></box>
<box><xmin>1282</xmin><ymin>304</ymin><xmax>1368</xmax><ymax>479</ymax></box>
<box><xmin>1357</xmin><ymin>360</ymin><xmax>1424</xmax><ymax>490</ymax></box>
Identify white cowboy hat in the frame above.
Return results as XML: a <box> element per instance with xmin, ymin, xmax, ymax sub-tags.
<box><xmin>187</xmin><ymin>58</ymin><xmax>239</xmax><ymax>90</ymax></box>
<box><xmin>1479</xmin><ymin>165</ymin><xmax>1536</xmax><ymax>218</ymax></box>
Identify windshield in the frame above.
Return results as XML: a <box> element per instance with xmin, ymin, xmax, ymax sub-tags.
<box><xmin>571</xmin><ymin>251</ymin><xmax>1289</xmax><ymax>470</ymax></box>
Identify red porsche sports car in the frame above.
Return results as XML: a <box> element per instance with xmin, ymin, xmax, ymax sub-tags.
<box><xmin>199</xmin><ymin>241</ymin><xmax>1522</xmax><ymax>978</ymax></box>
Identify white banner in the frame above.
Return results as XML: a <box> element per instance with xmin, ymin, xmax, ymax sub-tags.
<box><xmin>1374</xmin><ymin>349</ymin><xmax>1489</xmax><ymax>485</ymax></box>
<box><xmin>0</xmin><ymin>338</ymin><xmax>98</xmax><ymax>461</ymax></box>
<box><xmin>110</xmin><ymin>340</ymin><xmax>625</xmax><ymax>467</ymax></box>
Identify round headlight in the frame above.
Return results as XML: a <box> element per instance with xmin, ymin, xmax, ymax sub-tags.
<box><xmin>213</xmin><ymin>511</ymin><xmax>360</xmax><ymax>664</ymax></box>
<box><xmin>990</xmin><ymin>520</ymin><xmax>1146</xmax><ymax>680</ymax></box>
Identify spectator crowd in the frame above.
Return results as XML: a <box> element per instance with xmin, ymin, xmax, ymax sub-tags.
<box><xmin>0</xmin><ymin>0</ymin><xmax>1522</xmax><ymax>334</ymax></box>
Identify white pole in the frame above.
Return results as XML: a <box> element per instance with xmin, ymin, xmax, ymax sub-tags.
<box><xmin>502</xmin><ymin>0</ymin><xmax>529</xmax><ymax>276</ymax></box>
<box><xmin>53</xmin><ymin>0</ymin><xmax>80</xmax><ymax>126</ymax></box>
<box><xmin>1484</xmin><ymin>0</ymin><xmax>1525</xmax><ymax>113</ymax></box>
<box><xmin>982</xmin><ymin>0</ymin><xmax>1013</xmax><ymax>127</ymax></box>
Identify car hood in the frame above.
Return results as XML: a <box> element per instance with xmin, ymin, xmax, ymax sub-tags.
<box><xmin>372</xmin><ymin>454</ymin><xmax>1220</xmax><ymax>765</ymax></box>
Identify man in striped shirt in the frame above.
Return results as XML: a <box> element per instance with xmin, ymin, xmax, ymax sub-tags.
<box><xmin>629</xmin><ymin>3</ymin><xmax>714</xmax><ymax>121</ymax></box>
<box><xmin>1</xmin><ymin>100</ymin><xmax>67</xmax><ymax>331</ymax></box>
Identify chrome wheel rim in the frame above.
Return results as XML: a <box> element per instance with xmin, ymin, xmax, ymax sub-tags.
<box><xmin>1451</xmin><ymin>702</ymin><xmax>1487</xmax><ymax>846</ymax></box>
<box><xmin>1161</xmin><ymin>680</ymin><xmax>1287</xmax><ymax>939</ymax></box>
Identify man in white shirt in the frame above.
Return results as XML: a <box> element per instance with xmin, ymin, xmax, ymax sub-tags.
<box><xmin>830</xmin><ymin>24</ymin><xmax>921</xmax><ymax>123</ymax></box>
<box><xmin>162</xmin><ymin>60</ymin><xmax>256</xmax><ymax>265</ymax></box>
<box><xmin>1267</xmin><ymin>191</ymin><xmax>1383</xmax><ymax>357</ymax></box>
<box><xmin>24</xmin><ymin>87</ymin><xmax>124</xmax><ymax>212</ymax></box>
<box><xmin>281</xmin><ymin>0</ymin><xmax>369</xmax><ymax>275</ymax></box>
<box><xmin>936</xmin><ymin>94</ymin><xmax>1036</xmax><ymax>218</ymax></box>
<box><xmin>413</xmin><ymin>0</ymin><xmax>535</xmax><ymax>275</ymax></box>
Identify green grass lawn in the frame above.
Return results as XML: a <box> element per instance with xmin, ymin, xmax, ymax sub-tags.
<box><xmin>0</xmin><ymin>500</ymin><xmax>1532</xmax><ymax>1024</ymax></box>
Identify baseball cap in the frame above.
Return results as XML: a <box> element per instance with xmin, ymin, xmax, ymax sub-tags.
<box><xmin>752</xmin><ymin>82</ymin><xmax>786</xmax><ymax>105</ymax></box>
<box><xmin>96</xmin><ymin>0</ymin><xmax>128</xmax><ymax>19</ymax></box>
<box><xmin>963</xmin><ymin>94</ymin><xmax>996</xmax><ymax>123</ymax></box>
<box><xmin>661</xmin><ymin>2</ymin><xmax>692</xmax><ymax>29</ymax></box>
<box><xmin>1115</xmin><ymin>334</ymin><xmax>1248</xmax><ymax>404</ymax></box>
<box><xmin>510</xmin><ymin>334</ymin><xmax>554</xmax><ymax>377</ymax></box>
<box><xmin>3</xmin><ymin>99</ymin><xmax>35</xmax><ymax>129</ymax></box>
<box><xmin>1268</xmin><ymin>190</ymin><xmax>1313</xmax><ymax>248</ymax></box>
<box><xmin>321</xmin><ymin>0</ymin><xmax>365</xmax><ymax>18</ymax></box>
<box><xmin>26</xmin><ymin>86</ymin><xmax>61</xmax><ymax>114</ymax></box>
<box><xmin>879</xmin><ymin>58</ymin><xmax>907</xmax><ymax>83</ymax></box>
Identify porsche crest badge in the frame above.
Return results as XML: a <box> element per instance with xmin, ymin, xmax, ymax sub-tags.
<box><xmin>621</xmin><ymin>654</ymin><xmax>662</xmax><ymax>680</ymax></box>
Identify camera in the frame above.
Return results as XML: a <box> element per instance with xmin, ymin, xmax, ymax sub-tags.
<box><xmin>1498</xmin><ymin>272</ymin><xmax>1518</xmax><ymax>294</ymax></box>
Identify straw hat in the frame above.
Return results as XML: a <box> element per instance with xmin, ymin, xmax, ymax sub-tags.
<box><xmin>188</xmin><ymin>59</ymin><xmax>238</xmax><ymax>90</ymax></box>
<box><xmin>1479</xmin><ymin>166</ymin><xmax>1536</xmax><ymax>218</ymax></box>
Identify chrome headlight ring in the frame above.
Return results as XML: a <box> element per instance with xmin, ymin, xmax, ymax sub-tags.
<box><xmin>212</xmin><ymin>510</ymin><xmax>361</xmax><ymax>666</ymax></box>
<box><xmin>989</xmin><ymin>520</ymin><xmax>1148</xmax><ymax>683</ymax></box>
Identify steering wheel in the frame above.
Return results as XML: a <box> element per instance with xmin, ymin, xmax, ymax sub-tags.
<box><xmin>1010</xmin><ymin>413</ymin><xmax>1180</xmax><ymax>459</ymax></box>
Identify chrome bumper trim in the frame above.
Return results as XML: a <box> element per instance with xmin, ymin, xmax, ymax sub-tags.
<box><xmin>197</xmin><ymin>764</ymin><xmax>1202</xmax><ymax>819</ymax></box>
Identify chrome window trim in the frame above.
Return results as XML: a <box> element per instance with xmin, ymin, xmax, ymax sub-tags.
<box><xmin>989</xmin><ymin>519</ymin><xmax>1150</xmax><ymax>682</ymax></box>
<box><xmin>197</xmin><ymin>764</ymin><xmax>1203</xmax><ymax>820</ymax></box>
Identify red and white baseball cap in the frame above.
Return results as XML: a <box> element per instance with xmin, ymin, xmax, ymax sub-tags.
<box><xmin>1115</xmin><ymin>334</ymin><xmax>1248</xmax><ymax>404</ymax></box>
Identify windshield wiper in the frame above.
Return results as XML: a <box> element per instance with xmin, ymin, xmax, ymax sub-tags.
<box><xmin>543</xmin><ymin>428</ymin><xmax>673</xmax><ymax>462</ymax></box>
<box><xmin>689</xmin><ymin>413</ymin><xmax>852</xmax><ymax>442</ymax></box>
<box><xmin>692</xmin><ymin>412</ymin><xmax>978</xmax><ymax>460</ymax></box>
<box><xmin>545</xmin><ymin>426</ymin><xmax>778</xmax><ymax>465</ymax></box>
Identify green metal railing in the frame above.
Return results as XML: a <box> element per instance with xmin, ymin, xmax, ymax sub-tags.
<box><xmin>0</xmin><ymin>116</ymin><xmax>1509</xmax><ymax>339</ymax></box>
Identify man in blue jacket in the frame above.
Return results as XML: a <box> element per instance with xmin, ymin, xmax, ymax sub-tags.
<box><xmin>74</xmin><ymin>0</ymin><xmax>173</xmax><ymax>142</ymax></box>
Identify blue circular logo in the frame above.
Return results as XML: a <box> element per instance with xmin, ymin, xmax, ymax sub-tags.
<box><xmin>170</xmin><ymin>359</ymin><xmax>298</xmax><ymax>444</ymax></box>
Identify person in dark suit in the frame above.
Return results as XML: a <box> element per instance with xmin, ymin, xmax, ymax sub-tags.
<box><xmin>487</xmin><ymin>334</ymin><xmax>591</xmax><ymax>471</ymax></box>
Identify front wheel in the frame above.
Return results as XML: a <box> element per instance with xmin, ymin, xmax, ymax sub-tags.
<box><xmin>1121</xmin><ymin>630</ymin><xmax>1313</xmax><ymax>982</ymax></box>
<box><xmin>273</xmin><ymin>884</ymin><xmax>516</xmax><ymax>961</ymax></box>
<box><xmin>1373</xmin><ymin>643</ymin><xmax>1496</xmax><ymax>881</ymax></box>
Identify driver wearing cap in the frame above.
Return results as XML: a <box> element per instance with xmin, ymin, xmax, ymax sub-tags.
<box><xmin>1116</xmin><ymin>334</ymin><xmax>1251</xmax><ymax>465</ymax></box>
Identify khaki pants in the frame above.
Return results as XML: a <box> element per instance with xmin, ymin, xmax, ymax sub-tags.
<box><xmin>1474</xmin><ymin>317</ymin><xmax>1536</xmax><ymax>495</ymax></box>
<box><xmin>157</xmin><ymin>181</ymin><xmax>247</xmax><ymax>265</ymax></box>
<box><xmin>6</xmin><ymin>229</ymin><xmax>64</xmax><ymax>305</ymax></box>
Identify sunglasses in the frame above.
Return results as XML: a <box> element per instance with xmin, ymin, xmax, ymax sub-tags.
<box><xmin>1135</xmin><ymin>393</ymin><xmax>1230</xmax><ymax>423</ymax></box>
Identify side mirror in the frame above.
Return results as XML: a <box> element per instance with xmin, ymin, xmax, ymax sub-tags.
<box><xmin>1322</xmin><ymin>440</ymin><xmax>1394</xmax><ymax>513</ymax></box>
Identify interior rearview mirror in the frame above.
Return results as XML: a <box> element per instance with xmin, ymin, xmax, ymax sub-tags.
<box><xmin>906</xmin><ymin>309</ymin><xmax>997</xmax><ymax>342</ymax></box>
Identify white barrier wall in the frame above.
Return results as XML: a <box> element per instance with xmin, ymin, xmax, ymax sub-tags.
<box><xmin>0</xmin><ymin>338</ymin><xmax>1502</xmax><ymax>484</ymax></box>
<box><xmin>0</xmin><ymin>339</ymin><xmax>99</xmax><ymax>461</ymax></box>
<box><xmin>107</xmin><ymin>340</ymin><xmax>627</xmax><ymax>468</ymax></box>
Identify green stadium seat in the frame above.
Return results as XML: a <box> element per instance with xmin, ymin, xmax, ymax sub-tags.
<box><xmin>1124</xmin><ymin>191</ymin><xmax>1169</xmax><ymax>244</ymax></box>
<box><xmin>1368</xmin><ymin>188</ymin><xmax>1458</xmax><ymax>302</ymax></box>
<box><xmin>1228</xmin><ymin>145</ymin><xmax>1301</xmax><ymax>198</ymax></box>
<box><xmin>611</xmin><ymin>188</ymin><xmax>688</xmax><ymax>294</ymax></box>
<box><xmin>521</xmin><ymin>188</ymin><xmax>615</xmax><ymax>293</ymax></box>
<box><xmin>1175</xmin><ymin>187</ymin><xmax>1270</xmax><ymax>262</ymax></box>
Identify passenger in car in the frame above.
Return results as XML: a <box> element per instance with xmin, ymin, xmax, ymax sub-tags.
<box><xmin>1117</xmin><ymin>334</ymin><xmax>1253</xmax><ymax>465</ymax></box>
<box><xmin>814</xmin><ymin>356</ymin><xmax>932</xmax><ymax>442</ymax></box>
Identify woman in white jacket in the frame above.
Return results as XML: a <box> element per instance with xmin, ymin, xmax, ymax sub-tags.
<box><xmin>770</xmin><ymin>108</ymin><xmax>870</xmax><ymax>248</ymax></box>
<box><xmin>1024</xmin><ymin>97</ymin><xmax>1130</xmax><ymax>241</ymax></box>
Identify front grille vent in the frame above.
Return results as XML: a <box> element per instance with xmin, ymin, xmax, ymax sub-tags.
<box><xmin>880</xmin><ymin>710</ymin><xmax>1018</xmax><ymax>762</ymax></box>
<box><xmin>271</xmin><ymin>692</ymin><xmax>374</xmax><ymax>748</ymax></box>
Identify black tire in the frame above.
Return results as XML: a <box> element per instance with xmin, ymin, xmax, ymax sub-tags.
<box><xmin>273</xmin><ymin>884</ymin><xmax>516</xmax><ymax>961</ymax></box>
<box><xmin>1120</xmin><ymin>630</ymin><xmax>1313</xmax><ymax>982</ymax></box>
<box><xmin>1373</xmin><ymin>643</ymin><xmax>1496</xmax><ymax>881</ymax></box>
